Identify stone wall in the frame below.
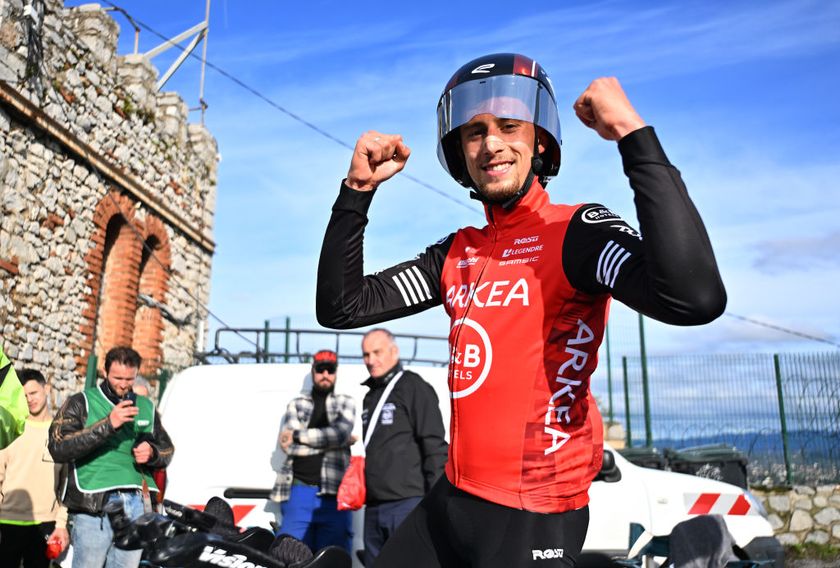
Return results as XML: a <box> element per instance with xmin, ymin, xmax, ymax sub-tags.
<box><xmin>753</xmin><ymin>486</ymin><xmax>840</xmax><ymax>547</ymax></box>
<box><xmin>0</xmin><ymin>0</ymin><xmax>217</xmax><ymax>399</ymax></box>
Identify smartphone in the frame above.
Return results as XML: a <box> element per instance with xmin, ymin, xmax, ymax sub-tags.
<box><xmin>123</xmin><ymin>391</ymin><xmax>137</xmax><ymax>405</ymax></box>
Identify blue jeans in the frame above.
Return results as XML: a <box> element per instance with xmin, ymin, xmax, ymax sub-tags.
<box><xmin>363</xmin><ymin>496</ymin><xmax>422</xmax><ymax>567</ymax></box>
<box><xmin>279</xmin><ymin>482</ymin><xmax>352</xmax><ymax>553</ymax></box>
<box><xmin>71</xmin><ymin>491</ymin><xmax>145</xmax><ymax>568</ymax></box>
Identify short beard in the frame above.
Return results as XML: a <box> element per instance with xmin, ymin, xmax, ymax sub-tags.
<box><xmin>312</xmin><ymin>381</ymin><xmax>334</xmax><ymax>395</ymax></box>
<box><xmin>475</xmin><ymin>180</ymin><xmax>520</xmax><ymax>203</ymax></box>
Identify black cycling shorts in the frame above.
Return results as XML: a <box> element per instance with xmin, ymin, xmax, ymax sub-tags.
<box><xmin>373</xmin><ymin>476</ymin><xmax>589</xmax><ymax>568</ymax></box>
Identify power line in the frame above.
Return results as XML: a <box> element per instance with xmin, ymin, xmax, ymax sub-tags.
<box><xmin>98</xmin><ymin>0</ymin><xmax>481</xmax><ymax>216</ymax></box>
<box><xmin>15</xmin><ymin>4</ymin><xmax>840</xmax><ymax>354</ymax></box>
<box><xmin>725</xmin><ymin>313</ymin><xmax>840</xmax><ymax>349</ymax></box>
<box><xmin>99</xmin><ymin>5</ymin><xmax>840</xmax><ymax>352</ymax></box>
<box><xmin>11</xmin><ymin>12</ymin><xmax>261</xmax><ymax>353</ymax></box>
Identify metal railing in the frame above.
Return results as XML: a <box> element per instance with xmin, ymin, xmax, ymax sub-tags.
<box><xmin>195</xmin><ymin>324</ymin><xmax>449</xmax><ymax>367</ymax></box>
<box><xmin>190</xmin><ymin>322</ymin><xmax>840</xmax><ymax>486</ymax></box>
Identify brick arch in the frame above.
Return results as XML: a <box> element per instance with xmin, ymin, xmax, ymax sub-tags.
<box><xmin>133</xmin><ymin>214</ymin><xmax>171</xmax><ymax>376</ymax></box>
<box><xmin>79</xmin><ymin>191</ymin><xmax>143</xmax><ymax>376</ymax></box>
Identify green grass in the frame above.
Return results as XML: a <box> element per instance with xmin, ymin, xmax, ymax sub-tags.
<box><xmin>786</xmin><ymin>543</ymin><xmax>840</xmax><ymax>561</ymax></box>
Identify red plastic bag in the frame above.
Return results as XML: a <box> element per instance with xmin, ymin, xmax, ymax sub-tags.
<box><xmin>337</xmin><ymin>456</ymin><xmax>366</xmax><ymax>511</ymax></box>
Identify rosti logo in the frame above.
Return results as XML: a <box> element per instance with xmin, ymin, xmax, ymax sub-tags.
<box><xmin>448</xmin><ymin>317</ymin><xmax>493</xmax><ymax>399</ymax></box>
<box><xmin>532</xmin><ymin>548</ymin><xmax>564</xmax><ymax>560</ymax></box>
<box><xmin>513</xmin><ymin>235</ymin><xmax>539</xmax><ymax>245</ymax></box>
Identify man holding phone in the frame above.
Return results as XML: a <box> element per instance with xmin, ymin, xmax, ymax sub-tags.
<box><xmin>49</xmin><ymin>346</ymin><xmax>174</xmax><ymax>567</ymax></box>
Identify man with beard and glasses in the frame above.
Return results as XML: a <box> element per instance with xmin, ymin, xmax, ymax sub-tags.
<box><xmin>271</xmin><ymin>350</ymin><xmax>356</xmax><ymax>553</ymax></box>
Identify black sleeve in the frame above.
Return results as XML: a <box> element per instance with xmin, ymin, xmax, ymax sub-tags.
<box><xmin>147</xmin><ymin>410</ymin><xmax>174</xmax><ymax>469</ymax></box>
<box><xmin>563</xmin><ymin>127</ymin><xmax>726</xmax><ymax>325</ymax></box>
<box><xmin>48</xmin><ymin>394</ymin><xmax>114</xmax><ymax>463</ymax></box>
<box><xmin>316</xmin><ymin>182</ymin><xmax>453</xmax><ymax>329</ymax></box>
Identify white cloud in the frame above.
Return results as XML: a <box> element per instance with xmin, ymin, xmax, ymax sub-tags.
<box><xmin>102</xmin><ymin>0</ymin><xmax>839</xmax><ymax>359</ymax></box>
<box><xmin>753</xmin><ymin>231</ymin><xmax>840</xmax><ymax>274</ymax></box>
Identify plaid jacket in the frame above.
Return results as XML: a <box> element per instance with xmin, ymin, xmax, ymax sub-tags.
<box><xmin>270</xmin><ymin>392</ymin><xmax>355</xmax><ymax>502</ymax></box>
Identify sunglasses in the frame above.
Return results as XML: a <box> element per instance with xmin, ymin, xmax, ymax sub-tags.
<box><xmin>313</xmin><ymin>363</ymin><xmax>337</xmax><ymax>374</ymax></box>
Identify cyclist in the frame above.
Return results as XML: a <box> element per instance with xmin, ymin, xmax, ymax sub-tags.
<box><xmin>317</xmin><ymin>53</ymin><xmax>726</xmax><ymax>567</ymax></box>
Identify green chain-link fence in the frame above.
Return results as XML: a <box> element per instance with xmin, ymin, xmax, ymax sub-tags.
<box><xmin>607</xmin><ymin>352</ymin><xmax>840</xmax><ymax>486</ymax></box>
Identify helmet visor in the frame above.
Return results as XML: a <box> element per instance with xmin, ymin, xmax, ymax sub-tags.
<box><xmin>437</xmin><ymin>74</ymin><xmax>561</xmax><ymax>144</ymax></box>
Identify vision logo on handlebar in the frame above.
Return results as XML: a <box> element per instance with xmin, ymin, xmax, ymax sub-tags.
<box><xmin>106</xmin><ymin>497</ymin><xmax>352</xmax><ymax>568</ymax></box>
<box><xmin>199</xmin><ymin>545</ymin><xmax>270</xmax><ymax>567</ymax></box>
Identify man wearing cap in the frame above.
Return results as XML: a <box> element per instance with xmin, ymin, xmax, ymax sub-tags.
<box><xmin>271</xmin><ymin>350</ymin><xmax>356</xmax><ymax>553</ymax></box>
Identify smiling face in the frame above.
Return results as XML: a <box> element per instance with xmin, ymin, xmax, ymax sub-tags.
<box><xmin>459</xmin><ymin>114</ymin><xmax>543</xmax><ymax>201</ymax></box>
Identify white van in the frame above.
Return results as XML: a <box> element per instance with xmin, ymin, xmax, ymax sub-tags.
<box><xmin>157</xmin><ymin>362</ymin><xmax>783</xmax><ymax>566</ymax></box>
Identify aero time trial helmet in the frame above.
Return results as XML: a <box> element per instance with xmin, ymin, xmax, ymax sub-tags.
<box><xmin>436</xmin><ymin>53</ymin><xmax>562</xmax><ymax>189</ymax></box>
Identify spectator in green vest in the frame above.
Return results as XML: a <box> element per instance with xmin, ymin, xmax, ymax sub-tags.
<box><xmin>0</xmin><ymin>344</ymin><xmax>27</xmax><ymax>450</ymax></box>
<box><xmin>49</xmin><ymin>346</ymin><xmax>174</xmax><ymax>568</ymax></box>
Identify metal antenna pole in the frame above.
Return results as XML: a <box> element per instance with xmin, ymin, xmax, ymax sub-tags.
<box><xmin>199</xmin><ymin>0</ymin><xmax>211</xmax><ymax>124</ymax></box>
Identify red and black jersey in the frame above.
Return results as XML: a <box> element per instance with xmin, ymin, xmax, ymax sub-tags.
<box><xmin>317</xmin><ymin>126</ymin><xmax>726</xmax><ymax>513</ymax></box>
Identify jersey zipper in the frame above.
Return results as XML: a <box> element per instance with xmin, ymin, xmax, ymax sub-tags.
<box><xmin>449</xmin><ymin>206</ymin><xmax>499</xmax><ymax>486</ymax></box>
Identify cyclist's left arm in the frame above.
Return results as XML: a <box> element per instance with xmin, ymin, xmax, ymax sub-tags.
<box><xmin>563</xmin><ymin>127</ymin><xmax>726</xmax><ymax>325</ymax></box>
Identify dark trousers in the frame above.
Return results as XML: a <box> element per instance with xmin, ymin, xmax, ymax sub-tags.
<box><xmin>373</xmin><ymin>476</ymin><xmax>589</xmax><ymax>568</ymax></box>
<box><xmin>0</xmin><ymin>522</ymin><xmax>55</xmax><ymax>568</ymax></box>
<box><xmin>363</xmin><ymin>496</ymin><xmax>422</xmax><ymax>567</ymax></box>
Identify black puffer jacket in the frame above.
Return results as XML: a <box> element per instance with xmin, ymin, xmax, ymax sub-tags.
<box><xmin>48</xmin><ymin>382</ymin><xmax>174</xmax><ymax>514</ymax></box>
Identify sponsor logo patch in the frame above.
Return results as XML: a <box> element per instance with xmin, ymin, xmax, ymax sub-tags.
<box><xmin>610</xmin><ymin>224</ymin><xmax>641</xmax><ymax>239</ymax></box>
<box><xmin>532</xmin><ymin>548</ymin><xmax>564</xmax><ymax>560</ymax></box>
<box><xmin>446</xmin><ymin>278</ymin><xmax>530</xmax><ymax>309</ymax></box>
<box><xmin>544</xmin><ymin>320</ymin><xmax>594</xmax><ymax>455</ymax></box>
<box><xmin>513</xmin><ymin>235</ymin><xmax>539</xmax><ymax>245</ymax></box>
<box><xmin>502</xmin><ymin>244</ymin><xmax>543</xmax><ymax>258</ymax></box>
<box><xmin>457</xmin><ymin>257</ymin><xmax>480</xmax><ymax>269</ymax></box>
<box><xmin>472</xmin><ymin>63</ymin><xmax>495</xmax><ymax>74</ymax></box>
<box><xmin>449</xmin><ymin>317</ymin><xmax>493</xmax><ymax>399</ymax></box>
<box><xmin>198</xmin><ymin>546</ymin><xmax>267</xmax><ymax>567</ymax></box>
<box><xmin>380</xmin><ymin>403</ymin><xmax>396</xmax><ymax>425</ymax></box>
<box><xmin>499</xmin><ymin>256</ymin><xmax>539</xmax><ymax>267</ymax></box>
<box><xmin>581</xmin><ymin>206</ymin><xmax>622</xmax><ymax>224</ymax></box>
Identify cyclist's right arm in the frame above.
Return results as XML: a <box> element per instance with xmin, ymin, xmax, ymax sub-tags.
<box><xmin>316</xmin><ymin>182</ymin><xmax>452</xmax><ymax>329</ymax></box>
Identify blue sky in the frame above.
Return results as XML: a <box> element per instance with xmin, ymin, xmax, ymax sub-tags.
<box><xmin>69</xmin><ymin>0</ymin><xmax>840</xmax><ymax>359</ymax></box>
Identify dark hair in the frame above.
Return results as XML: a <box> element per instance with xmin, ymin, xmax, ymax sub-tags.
<box><xmin>104</xmin><ymin>346</ymin><xmax>142</xmax><ymax>373</ymax></box>
<box><xmin>18</xmin><ymin>368</ymin><xmax>46</xmax><ymax>386</ymax></box>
